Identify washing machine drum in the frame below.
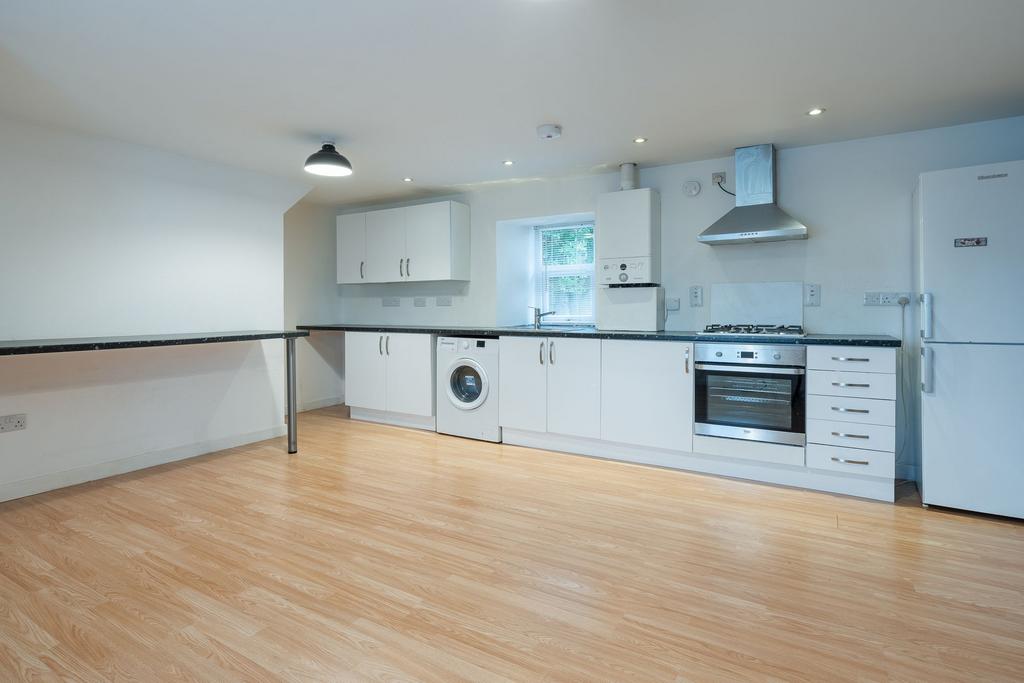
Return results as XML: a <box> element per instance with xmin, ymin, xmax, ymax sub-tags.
<box><xmin>447</xmin><ymin>359</ymin><xmax>489</xmax><ymax>410</ymax></box>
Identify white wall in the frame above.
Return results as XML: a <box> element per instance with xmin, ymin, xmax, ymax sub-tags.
<box><xmin>0</xmin><ymin>116</ymin><xmax>307</xmax><ymax>502</ymax></box>
<box><xmin>325</xmin><ymin>115</ymin><xmax>1024</xmax><ymax>481</ymax></box>
<box><xmin>284</xmin><ymin>200</ymin><xmax>346</xmax><ymax>410</ymax></box>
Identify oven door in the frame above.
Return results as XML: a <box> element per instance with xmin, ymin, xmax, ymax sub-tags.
<box><xmin>694</xmin><ymin>363</ymin><xmax>805</xmax><ymax>446</ymax></box>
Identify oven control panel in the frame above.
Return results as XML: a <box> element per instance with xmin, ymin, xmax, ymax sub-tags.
<box><xmin>694</xmin><ymin>343</ymin><xmax>806</xmax><ymax>367</ymax></box>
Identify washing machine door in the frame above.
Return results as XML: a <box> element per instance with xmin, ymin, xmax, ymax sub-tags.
<box><xmin>447</xmin><ymin>358</ymin><xmax>489</xmax><ymax>410</ymax></box>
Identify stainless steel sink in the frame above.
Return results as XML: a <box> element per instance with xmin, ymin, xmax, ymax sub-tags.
<box><xmin>505</xmin><ymin>324</ymin><xmax>593</xmax><ymax>333</ymax></box>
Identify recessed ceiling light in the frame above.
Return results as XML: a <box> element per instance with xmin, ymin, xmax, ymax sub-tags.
<box><xmin>807</xmin><ymin>107</ymin><xmax>826</xmax><ymax>116</ymax></box>
<box><xmin>503</xmin><ymin>160</ymin><xmax>514</xmax><ymax>166</ymax></box>
<box><xmin>303</xmin><ymin>142</ymin><xmax>352</xmax><ymax>177</ymax></box>
<box><xmin>402</xmin><ymin>177</ymin><xmax>413</xmax><ymax>182</ymax></box>
<box><xmin>633</xmin><ymin>137</ymin><xmax>648</xmax><ymax>144</ymax></box>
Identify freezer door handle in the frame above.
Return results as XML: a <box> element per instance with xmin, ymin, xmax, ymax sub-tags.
<box><xmin>920</xmin><ymin>292</ymin><xmax>934</xmax><ymax>339</ymax></box>
<box><xmin>921</xmin><ymin>346</ymin><xmax>934</xmax><ymax>393</ymax></box>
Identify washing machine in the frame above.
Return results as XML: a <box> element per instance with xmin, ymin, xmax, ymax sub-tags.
<box><xmin>436</xmin><ymin>336</ymin><xmax>501</xmax><ymax>442</ymax></box>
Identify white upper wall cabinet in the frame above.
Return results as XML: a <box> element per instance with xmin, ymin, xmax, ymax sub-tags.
<box><xmin>337</xmin><ymin>200</ymin><xmax>470</xmax><ymax>284</ymax></box>
<box><xmin>336</xmin><ymin>212</ymin><xmax>367</xmax><ymax>283</ymax></box>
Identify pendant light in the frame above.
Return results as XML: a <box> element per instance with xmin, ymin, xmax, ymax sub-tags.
<box><xmin>304</xmin><ymin>142</ymin><xmax>352</xmax><ymax>177</ymax></box>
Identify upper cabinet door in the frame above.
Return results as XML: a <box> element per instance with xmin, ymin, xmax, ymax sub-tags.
<box><xmin>601</xmin><ymin>340</ymin><xmax>693</xmax><ymax>451</ymax></box>
<box><xmin>365</xmin><ymin>207</ymin><xmax>407</xmax><ymax>283</ymax></box>
<box><xmin>404</xmin><ymin>201</ymin><xmax>453</xmax><ymax>282</ymax></box>
<box><xmin>498</xmin><ymin>336</ymin><xmax>548</xmax><ymax>432</ymax></box>
<box><xmin>336</xmin><ymin>213</ymin><xmax>367</xmax><ymax>284</ymax></box>
<box><xmin>546</xmin><ymin>338</ymin><xmax>602</xmax><ymax>439</ymax></box>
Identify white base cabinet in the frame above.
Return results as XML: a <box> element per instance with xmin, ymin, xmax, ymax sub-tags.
<box><xmin>337</xmin><ymin>200</ymin><xmax>470</xmax><ymax>284</ymax></box>
<box><xmin>499</xmin><ymin>336</ymin><xmax>601</xmax><ymax>439</ymax></box>
<box><xmin>601</xmin><ymin>340</ymin><xmax>693</xmax><ymax>451</ymax></box>
<box><xmin>345</xmin><ymin>332</ymin><xmax>435</xmax><ymax>425</ymax></box>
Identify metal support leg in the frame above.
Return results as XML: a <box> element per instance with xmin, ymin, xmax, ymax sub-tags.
<box><xmin>286</xmin><ymin>337</ymin><xmax>297</xmax><ymax>454</ymax></box>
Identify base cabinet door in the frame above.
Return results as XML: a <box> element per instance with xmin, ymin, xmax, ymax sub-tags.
<box><xmin>546</xmin><ymin>338</ymin><xmax>602</xmax><ymax>439</ymax></box>
<box><xmin>344</xmin><ymin>332</ymin><xmax>386</xmax><ymax>410</ymax></box>
<box><xmin>499</xmin><ymin>336</ymin><xmax>548</xmax><ymax>432</ymax></box>
<box><xmin>601</xmin><ymin>340</ymin><xmax>693</xmax><ymax>451</ymax></box>
<box><xmin>384</xmin><ymin>333</ymin><xmax>435</xmax><ymax>417</ymax></box>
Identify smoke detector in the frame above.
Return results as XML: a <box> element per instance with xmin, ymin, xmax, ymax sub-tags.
<box><xmin>536</xmin><ymin>123</ymin><xmax>562</xmax><ymax>140</ymax></box>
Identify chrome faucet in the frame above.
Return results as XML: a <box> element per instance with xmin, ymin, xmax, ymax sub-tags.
<box><xmin>532</xmin><ymin>309</ymin><xmax>557</xmax><ymax>331</ymax></box>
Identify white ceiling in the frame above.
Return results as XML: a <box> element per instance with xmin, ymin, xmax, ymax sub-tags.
<box><xmin>3</xmin><ymin>0</ymin><xmax>1024</xmax><ymax>206</ymax></box>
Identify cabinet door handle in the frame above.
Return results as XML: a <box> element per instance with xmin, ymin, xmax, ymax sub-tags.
<box><xmin>549</xmin><ymin>340</ymin><xmax>555</xmax><ymax>365</ymax></box>
<box><xmin>685</xmin><ymin>347</ymin><xmax>690</xmax><ymax>374</ymax></box>
<box><xmin>539</xmin><ymin>341</ymin><xmax>545</xmax><ymax>365</ymax></box>
<box><xmin>385</xmin><ymin>335</ymin><xmax>390</xmax><ymax>355</ymax></box>
<box><xmin>832</xmin><ymin>382</ymin><xmax>870</xmax><ymax>388</ymax></box>
<box><xmin>832</xmin><ymin>356</ymin><xmax>870</xmax><ymax>362</ymax></box>
<box><xmin>360</xmin><ymin>261</ymin><xmax>365</xmax><ymax>279</ymax></box>
<box><xmin>399</xmin><ymin>259</ymin><xmax>404</xmax><ymax>277</ymax></box>
<box><xmin>831</xmin><ymin>406</ymin><xmax>869</xmax><ymax>414</ymax></box>
<box><xmin>378</xmin><ymin>335</ymin><xmax>383</xmax><ymax>356</ymax></box>
<box><xmin>831</xmin><ymin>431</ymin><xmax>869</xmax><ymax>439</ymax></box>
<box><xmin>405</xmin><ymin>258</ymin><xmax>410</xmax><ymax>278</ymax></box>
<box><xmin>831</xmin><ymin>456</ymin><xmax>870</xmax><ymax>466</ymax></box>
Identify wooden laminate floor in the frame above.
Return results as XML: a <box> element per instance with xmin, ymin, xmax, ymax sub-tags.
<box><xmin>1</xmin><ymin>406</ymin><xmax>1023</xmax><ymax>682</ymax></box>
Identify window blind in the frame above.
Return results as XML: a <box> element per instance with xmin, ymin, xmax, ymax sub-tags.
<box><xmin>533</xmin><ymin>223</ymin><xmax>595</xmax><ymax>323</ymax></box>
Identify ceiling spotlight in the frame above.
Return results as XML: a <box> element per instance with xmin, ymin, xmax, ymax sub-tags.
<box><xmin>807</xmin><ymin>107</ymin><xmax>825</xmax><ymax>116</ymax></box>
<box><xmin>304</xmin><ymin>142</ymin><xmax>352</xmax><ymax>177</ymax></box>
<box><xmin>633</xmin><ymin>137</ymin><xmax>648</xmax><ymax>144</ymax></box>
<box><xmin>503</xmin><ymin>160</ymin><xmax>514</xmax><ymax>166</ymax></box>
<box><xmin>403</xmin><ymin>177</ymin><xmax>413</xmax><ymax>182</ymax></box>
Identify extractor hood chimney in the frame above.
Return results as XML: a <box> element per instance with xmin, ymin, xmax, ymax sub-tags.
<box><xmin>697</xmin><ymin>144</ymin><xmax>808</xmax><ymax>245</ymax></box>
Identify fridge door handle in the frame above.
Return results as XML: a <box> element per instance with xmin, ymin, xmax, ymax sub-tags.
<box><xmin>920</xmin><ymin>292</ymin><xmax>934</xmax><ymax>339</ymax></box>
<box><xmin>921</xmin><ymin>346</ymin><xmax>934</xmax><ymax>393</ymax></box>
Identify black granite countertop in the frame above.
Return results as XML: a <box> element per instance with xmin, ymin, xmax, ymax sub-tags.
<box><xmin>298</xmin><ymin>323</ymin><xmax>900</xmax><ymax>347</ymax></box>
<box><xmin>0</xmin><ymin>330</ymin><xmax>310</xmax><ymax>356</ymax></box>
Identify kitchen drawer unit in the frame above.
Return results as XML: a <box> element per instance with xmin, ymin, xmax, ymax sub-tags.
<box><xmin>807</xmin><ymin>370</ymin><xmax>897</xmax><ymax>401</ymax></box>
<box><xmin>806</xmin><ymin>444</ymin><xmax>895</xmax><ymax>479</ymax></box>
<box><xmin>807</xmin><ymin>419</ymin><xmax>896</xmax><ymax>452</ymax></box>
<box><xmin>807</xmin><ymin>346</ymin><xmax>896</xmax><ymax>374</ymax></box>
<box><xmin>807</xmin><ymin>395</ymin><xmax>896</xmax><ymax>426</ymax></box>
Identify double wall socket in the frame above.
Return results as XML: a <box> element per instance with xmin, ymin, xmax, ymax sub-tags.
<box><xmin>864</xmin><ymin>291</ymin><xmax>912</xmax><ymax>306</ymax></box>
<box><xmin>0</xmin><ymin>414</ymin><xmax>27</xmax><ymax>433</ymax></box>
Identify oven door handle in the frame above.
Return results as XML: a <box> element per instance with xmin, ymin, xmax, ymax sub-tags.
<box><xmin>693</xmin><ymin>363</ymin><xmax>805</xmax><ymax>375</ymax></box>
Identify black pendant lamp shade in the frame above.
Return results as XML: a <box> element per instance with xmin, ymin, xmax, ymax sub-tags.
<box><xmin>304</xmin><ymin>143</ymin><xmax>353</xmax><ymax>177</ymax></box>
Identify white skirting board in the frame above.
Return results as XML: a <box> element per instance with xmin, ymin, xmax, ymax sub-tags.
<box><xmin>0</xmin><ymin>425</ymin><xmax>287</xmax><ymax>504</ymax></box>
<box><xmin>299</xmin><ymin>396</ymin><xmax>345</xmax><ymax>412</ymax></box>
<box><xmin>349</xmin><ymin>407</ymin><xmax>436</xmax><ymax>431</ymax></box>
<box><xmin>502</xmin><ymin>429</ymin><xmax>896</xmax><ymax>503</ymax></box>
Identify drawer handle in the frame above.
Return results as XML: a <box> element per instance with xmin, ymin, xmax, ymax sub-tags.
<box><xmin>832</xmin><ymin>431</ymin><xmax>869</xmax><ymax>439</ymax></box>
<box><xmin>831</xmin><ymin>456</ymin><xmax>870</xmax><ymax>466</ymax></box>
<box><xmin>832</xmin><ymin>382</ymin><xmax>870</xmax><ymax>388</ymax></box>
<box><xmin>832</xmin><ymin>356</ymin><xmax>870</xmax><ymax>362</ymax></box>
<box><xmin>831</xmin><ymin>406</ymin><xmax>869</xmax><ymax>414</ymax></box>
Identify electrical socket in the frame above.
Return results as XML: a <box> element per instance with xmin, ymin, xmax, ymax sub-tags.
<box><xmin>413</xmin><ymin>297</ymin><xmax>427</xmax><ymax>308</ymax></box>
<box><xmin>665</xmin><ymin>297</ymin><xmax>681</xmax><ymax>312</ymax></box>
<box><xmin>688</xmin><ymin>285</ymin><xmax>704</xmax><ymax>307</ymax></box>
<box><xmin>381</xmin><ymin>297</ymin><xmax>400</xmax><ymax>307</ymax></box>
<box><xmin>0</xmin><ymin>414</ymin><xmax>27</xmax><ymax>433</ymax></box>
<box><xmin>864</xmin><ymin>291</ymin><xmax>912</xmax><ymax>306</ymax></box>
<box><xmin>804</xmin><ymin>283</ymin><xmax>821</xmax><ymax>307</ymax></box>
<box><xmin>711</xmin><ymin>172</ymin><xmax>726</xmax><ymax>185</ymax></box>
<box><xmin>435</xmin><ymin>296</ymin><xmax>453</xmax><ymax>307</ymax></box>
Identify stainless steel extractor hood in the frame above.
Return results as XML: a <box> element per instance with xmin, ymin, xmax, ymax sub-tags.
<box><xmin>698</xmin><ymin>144</ymin><xmax>808</xmax><ymax>245</ymax></box>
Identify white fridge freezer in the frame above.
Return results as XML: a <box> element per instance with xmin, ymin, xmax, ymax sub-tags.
<box><xmin>917</xmin><ymin>159</ymin><xmax>1024</xmax><ymax>518</ymax></box>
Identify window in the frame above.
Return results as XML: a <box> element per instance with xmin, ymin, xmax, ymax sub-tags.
<box><xmin>533</xmin><ymin>223</ymin><xmax>595</xmax><ymax>324</ymax></box>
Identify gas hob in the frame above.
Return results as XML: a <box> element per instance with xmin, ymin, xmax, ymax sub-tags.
<box><xmin>699</xmin><ymin>324</ymin><xmax>805</xmax><ymax>337</ymax></box>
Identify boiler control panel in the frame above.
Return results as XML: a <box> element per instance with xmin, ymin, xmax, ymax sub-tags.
<box><xmin>598</xmin><ymin>257</ymin><xmax>654</xmax><ymax>284</ymax></box>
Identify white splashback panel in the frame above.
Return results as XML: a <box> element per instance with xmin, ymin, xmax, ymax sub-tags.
<box><xmin>709</xmin><ymin>282</ymin><xmax>803</xmax><ymax>326</ymax></box>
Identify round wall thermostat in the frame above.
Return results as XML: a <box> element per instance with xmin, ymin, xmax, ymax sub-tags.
<box><xmin>682</xmin><ymin>179</ymin><xmax>702</xmax><ymax>197</ymax></box>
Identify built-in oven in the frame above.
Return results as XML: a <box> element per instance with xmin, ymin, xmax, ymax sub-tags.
<box><xmin>693</xmin><ymin>343</ymin><xmax>806</xmax><ymax>447</ymax></box>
